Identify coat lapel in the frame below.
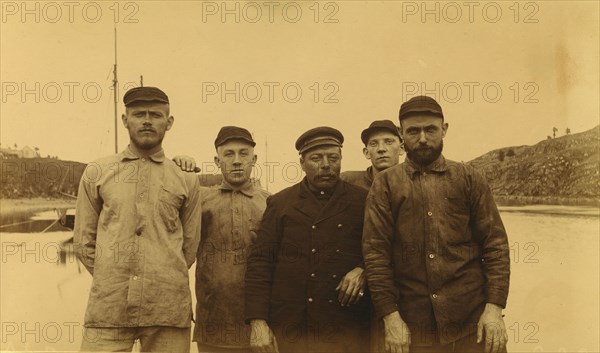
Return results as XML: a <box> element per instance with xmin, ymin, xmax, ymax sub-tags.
<box><xmin>293</xmin><ymin>182</ymin><xmax>322</xmax><ymax>220</ymax></box>
<box><xmin>315</xmin><ymin>181</ymin><xmax>349</xmax><ymax>224</ymax></box>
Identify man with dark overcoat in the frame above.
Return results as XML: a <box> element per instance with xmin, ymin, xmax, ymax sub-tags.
<box><xmin>245</xmin><ymin>127</ymin><xmax>371</xmax><ymax>353</ymax></box>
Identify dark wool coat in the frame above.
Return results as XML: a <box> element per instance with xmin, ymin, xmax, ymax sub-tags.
<box><xmin>245</xmin><ymin>179</ymin><xmax>371</xmax><ymax>353</ymax></box>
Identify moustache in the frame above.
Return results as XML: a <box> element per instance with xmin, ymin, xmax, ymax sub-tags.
<box><xmin>317</xmin><ymin>174</ymin><xmax>337</xmax><ymax>179</ymax></box>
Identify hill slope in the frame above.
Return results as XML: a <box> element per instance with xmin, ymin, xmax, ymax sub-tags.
<box><xmin>468</xmin><ymin>126</ymin><xmax>599</xmax><ymax>203</ymax></box>
<box><xmin>0</xmin><ymin>158</ymin><xmax>86</xmax><ymax>198</ymax></box>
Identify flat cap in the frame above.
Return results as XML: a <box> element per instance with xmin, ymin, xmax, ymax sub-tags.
<box><xmin>399</xmin><ymin>95</ymin><xmax>444</xmax><ymax>120</ymax></box>
<box><xmin>295</xmin><ymin>126</ymin><xmax>344</xmax><ymax>154</ymax></box>
<box><xmin>123</xmin><ymin>86</ymin><xmax>169</xmax><ymax>107</ymax></box>
<box><xmin>214</xmin><ymin>126</ymin><xmax>256</xmax><ymax>148</ymax></box>
<box><xmin>361</xmin><ymin>120</ymin><xmax>401</xmax><ymax>145</ymax></box>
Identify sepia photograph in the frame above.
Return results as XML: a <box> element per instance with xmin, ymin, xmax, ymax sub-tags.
<box><xmin>1</xmin><ymin>1</ymin><xmax>598</xmax><ymax>352</ymax></box>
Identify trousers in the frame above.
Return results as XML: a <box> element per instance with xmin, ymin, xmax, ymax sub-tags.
<box><xmin>80</xmin><ymin>326</ymin><xmax>191</xmax><ymax>352</ymax></box>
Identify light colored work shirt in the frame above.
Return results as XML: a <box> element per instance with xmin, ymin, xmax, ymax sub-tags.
<box><xmin>74</xmin><ymin>146</ymin><xmax>201</xmax><ymax>328</ymax></box>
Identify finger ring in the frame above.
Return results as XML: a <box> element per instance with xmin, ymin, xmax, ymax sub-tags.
<box><xmin>358</xmin><ymin>290</ymin><xmax>364</xmax><ymax>297</ymax></box>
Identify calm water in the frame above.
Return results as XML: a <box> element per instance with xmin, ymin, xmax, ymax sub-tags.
<box><xmin>0</xmin><ymin>206</ymin><xmax>598</xmax><ymax>352</ymax></box>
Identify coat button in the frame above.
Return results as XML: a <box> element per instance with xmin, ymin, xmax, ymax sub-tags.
<box><xmin>328</xmin><ymin>299</ymin><xmax>334</xmax><ymax>304</ymax></box>
<box><xmin>335</xmin><ymin>249</ymin><xmax>340</xmax><ymax>253</ymax></box>
<box><xmin>311</xmin><ymin>225</ymin><xmax>316</xmax><ymax>229</ymax></box>
<box><xmin>308</xmin><ymin>297</ymin><xmax>314</xmax><ymax>303</ymax></box>
<box><xmin>432</xmin><ymin>293</ymin><xmax>438</xmax><ymax>299</ymax></box>
<box><xmin>310</xmin><ymin>273</ymin><xmax>316</xmax><ymax>278</ymax></box>
<box><xmin>135</xmin><ymin>229</ymin><xmax>142</xmax><ymax>236</ymax></box>
<box><xmin>332</xmin><ymin>274</ymin><xmax>337</xmax><ymax>279</ymax></box>
<box><xmin>133</xmin><ymin>275</ymin><xmax>139</xmax><ymax>281</ymax></box>
<box><xmin>427</xmin><ymin>211</ymin><xmax>433</xmax><ymax>216</ymax></box>
<box><xmin>428</xmin><ymin>253</ymin><xmax>435</xmax><ymax>259</ymax></box>
<box><xmin>337</xmin><ymin>224</ymin><xmax>343</xmax><ymax>228</ymax></box>
<box><xmin>311</xmin><ymin>248</ymin><xmax>317</xmax><ymax>253</ymax></box>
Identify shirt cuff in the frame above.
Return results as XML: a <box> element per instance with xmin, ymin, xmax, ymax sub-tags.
<box><xmin>487</xmin><ymin>287</ymin><xmax>508</xmax><ymax>308</ymax></box>
<box><xmin>374</xmin><ymin>300</ymin><xmax>399</xmax><ymax>320</ymax></box>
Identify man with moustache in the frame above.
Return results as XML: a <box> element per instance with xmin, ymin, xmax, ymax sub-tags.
<box><xmin>362</xmin><ymin>96</ymin><xmax>510</xmax><ymax>353</ymax></box>
<box><xmin>245</xmin><ymin>127</ymin><xmax>371</xmax><ymax>353</ymax></box>
<box><xmin>341</xmin><ymin>119</ymin><xmax>404</xmax><ymax>190</ymax></box>
<box><xmin>192</xmin><ymin>126</ymin><xmax>270</xmax><ymax>353</ymax></box>
<box><xmin>74</xmin><ymin>86</ymin><xmax>201</xmax><ymax>353</ymax></box>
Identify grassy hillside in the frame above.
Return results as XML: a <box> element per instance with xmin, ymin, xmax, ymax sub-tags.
<box><xmin>469</xmin><ymin>126</ymin><xmax>599</xmax><ymax>205</ymax></box>
<box><xmin>0</xmin><ymin>158</ymin><xmax>86</xmax><ymax>199</ymax></box>
<box><xmin>0</xmin><ymin>157</ymin><xmax>256</xmax><ymax>199</ymax></box>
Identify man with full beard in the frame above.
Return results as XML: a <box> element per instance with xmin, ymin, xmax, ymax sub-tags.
<box><xmin>362</xmin><ymin>96</ymin><xmax>510</xmax><ymax>353</ymax></box>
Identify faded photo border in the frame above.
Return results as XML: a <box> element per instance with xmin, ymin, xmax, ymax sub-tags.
<box><xmin>1</xmin><ymin>1</ymin><xmax>599</xmax><ymax>352</ymax></box>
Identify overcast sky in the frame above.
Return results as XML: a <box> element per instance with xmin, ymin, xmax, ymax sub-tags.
<box><xmin>2</xmin><ymin>1</ymin><xmax>598</xmax><ymax>191</ymax></box>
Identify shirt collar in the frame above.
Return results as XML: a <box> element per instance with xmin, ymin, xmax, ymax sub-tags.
<box><xmin>405</xmin><ymin>154</ymin><xmax>448</xmax><ymax>178</ymax></box>
<box><xmin>365</xmin><ymin>166</ymin><xmax>374</xmax><ymax>184</ymax></box>
<box><xmin>120</xmin><ymin>145</ymin><xmax>166</xmax><ymax>163</ymax></box>
<box><xmin>218</xmin><ymin>179</ymin><xmax>255</xmax><ymax>198</ymax></box>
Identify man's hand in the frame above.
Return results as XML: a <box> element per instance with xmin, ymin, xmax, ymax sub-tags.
<box><xmin>335</xmin><ymin>266</ymin><xmax>366</xmax><ymax>306</ymax></box>
<box><xmin>383</xmin><ymin>311</ymin><xmax>411</xmax><ymax>353</ymax></box>
<box><xmin>477</xmin><ymin>303</ymin><xmax>508</xmax><ymax>353</ymax></box>
<box><xmin>172</xmin><ymin>155</ymin><xmax>200</xmax><ymax>172</ymax></box>
<box><xmin>250</xmin><ymin>319</ymin><xmax>279</xmax><ymax>353</ymax></box>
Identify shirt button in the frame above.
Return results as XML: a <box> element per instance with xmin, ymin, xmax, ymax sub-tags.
<box><xmin>308</xmin><ymin>297</ymin><xmax>313</xmax><ymax>303</ymax></box>
<box><xmin>311</xmin><ymin>225</ymin><xmax>316</xmax><ymax>230</ymax></box>
<box><xmin>432</xmin><ymin>293</ymin><xmax>438</xmax><ymax>299</ymax></box>
<box><xmin>139</xmin><ymin>193</ymin><xmax>144</xmax><ymax>198</ymax></box>
<box><xmin>133</xmin><ymin>275</ymin><xmax>139</xmax><ymax>280</ymax></box>
<box><xmin>141</xmin><ymin>158</ymin><xmax>146</xmax><ymax>162</ymax></box>
<box><xmin>311</xmin><ymin>248</ymin><xmax>317</xmax><ymax>253</ymax></box>
<box><xmin>427</xmin><ymin>211</ymin><xmax>433</xmax><ymax>216</ymax></box>
<box><xmin>337</xmin><ymin>224</ymin><xmax>343</xmax><ymax>228</ymax></box>
<box><xmin>428</xmin><ymin>253</ymin><xmax>435</xmax><ymax>259</ymax></box>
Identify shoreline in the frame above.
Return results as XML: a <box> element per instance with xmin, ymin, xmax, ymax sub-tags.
<box><xmin>493</xmin><ymin>195</ymin><xmax>599</xmax><ymax>207</ymax></box>
<box><xmin>1</xmin><ymin>195</ymin><xmax>598</xmax><ymax>212</ymax></box>
<box><xmin>0</xmin><ymin>197</ymin><xmax>76</xmax><ymax>225</ymax></box>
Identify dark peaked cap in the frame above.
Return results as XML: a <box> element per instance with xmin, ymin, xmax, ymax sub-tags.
<box><xmin>123</xmin><ymin>86</ymin><xmax>169</xmax><ymax>107</ymax></box>
<box><xmin>361</xmin><ymin>120</ymin><xmax>401</xmax><ymax>145</ymax></box>
<box><xmin>399</xmin><ymin>95</ymin><xmax>444</xmax><ymax>120</ymax></box>
<box><xmin>214</xmin><ymin>126</ymin><xmax>256</xmax><ymax>148</ymax></box>
<box><xmin>295</xmin><ymin>127</ymin><xmax>344</xmax><ymax>155</ymax></box>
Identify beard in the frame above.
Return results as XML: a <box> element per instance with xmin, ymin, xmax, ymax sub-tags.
<box><xmin>130</xmin><ymin>129</ymin><xmax>165</xmax><ymax>151</ymax></box>
<box><xmin>405</xmin><ymin>140</ymin><xmax>443</xmax><ymax>166</ymax></box>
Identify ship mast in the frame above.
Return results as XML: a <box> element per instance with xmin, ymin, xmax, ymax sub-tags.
<box><xmin>265</xmin><ymin>136</ymin><xmax>269</xmax><ymax>192</ymax></box>
<box><xmin>112</xmin><ymin>26</ymin><xmax>118</xmax><ymax>153</ymax></box>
